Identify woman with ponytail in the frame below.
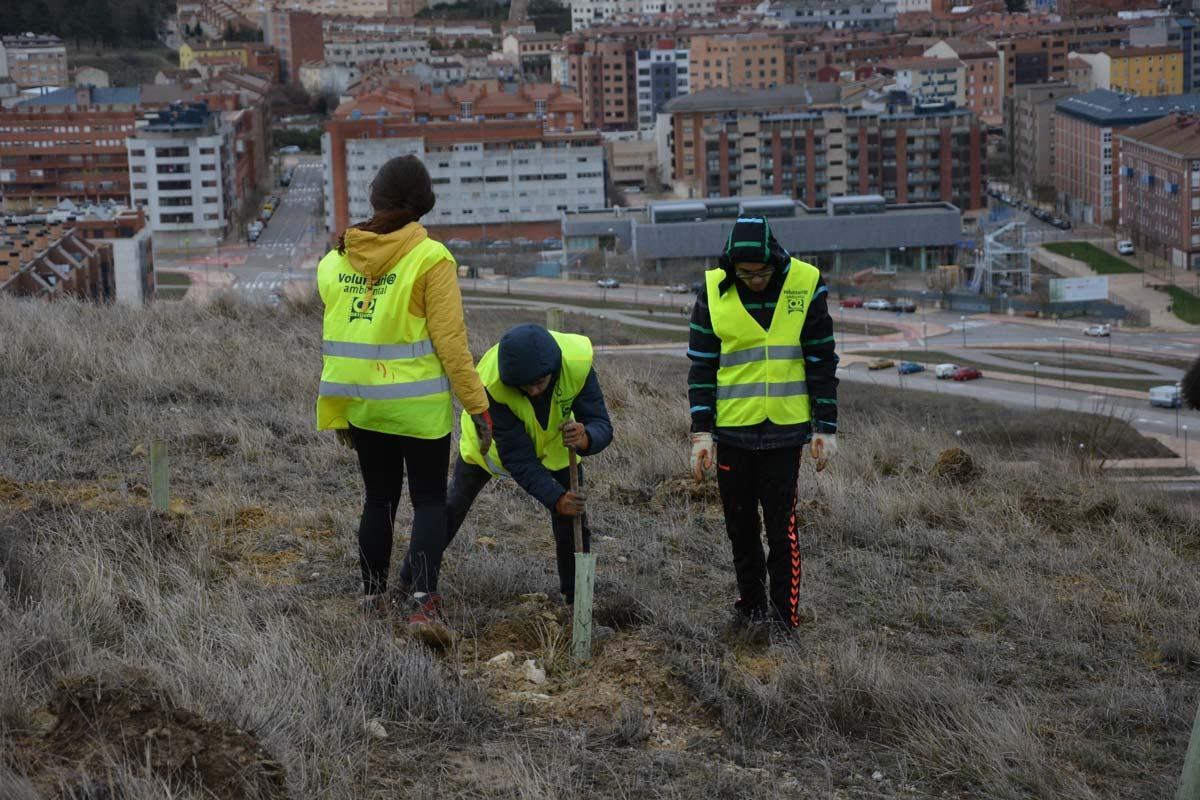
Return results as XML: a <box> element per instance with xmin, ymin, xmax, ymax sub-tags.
<box><xmin>316</xmin><ymin>155</ymin><xmax>492</xmax><ymax>635</ymax></box>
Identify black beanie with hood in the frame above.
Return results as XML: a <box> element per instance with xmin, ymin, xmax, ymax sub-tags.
<box><xmin>497</xmin><ymin>324</ymin><xmax>562</xmax><ymax>387</ymax></box>
<box><xmin>716</xmin><ymin>216</ymin><xmax>791</xmax><ymax>292</ymax></box>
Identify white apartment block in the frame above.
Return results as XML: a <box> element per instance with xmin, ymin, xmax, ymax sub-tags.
<box><xmin>324</xmin><ymin>38</ymin><xmax>431</xmax><ymax>69</ymax></box>
<box><xmin>327</xmin><ymin>134</ymin><xmax>606</xmax><ymax>230</ymax></box>
<box><xmin>571</xmin><ymin>0</ymin><xmax>716</xmax><ymax>30</ymax></box>
<box><xmin>636</xmin><ymin>48</ymin><xmax>690</xmax><ymax>129</ymax></box>
<box><xmin>126</xmin><ymin>130</ymin><xmax>232</xmax><ymax>236</ymax></box>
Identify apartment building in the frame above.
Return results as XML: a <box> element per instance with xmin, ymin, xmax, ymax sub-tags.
<box><xmin>666</xmin><ymin>86</ymin><xmax>985</xmax><ymax>210</ymax></box>
<box><xmin>1073</xmin><ymin>46</ymin><xmax>1184</xmax><ymax>97</ymax></box>
<box><xmin>1117</xmin><ymin>114</ymin><xmax>1200</xmax><ymax>271</ymax></box>
<box><xmin>0</xmin><ymin>34</ymin><xmax>68</xmax><ymax>89</ymax></box>
<box><xmin>0</xmin><ymin>221</ymin><xmax>113</xmax><ymax>301</ymax></box>
<box><xmin>877</xmin><ymin>58</ymin><xmax>966</xmax><ymax>106</ymax></box>
<box><xmin>993</xmin><ymin>34</ymin><xmax>1069</xmax><ymax>100</ymax></box>
<box><xmin>689</xmin><ymin>33</ymin><xmax>785</xmax><ymax>92</ymax></box>
<box><xmin>923</xmin><ymin>39</ymin><xmax>1001</xmax><ymax>122</ymax></box>
<box><xmin>1055</xmin><ymin>89</ymin><xmax>1200</xmax><ymax>225</ymax></box>
<box><xmin>71</xmin><ymin>205</ymin><xmax>155</xmax><ymax>306</ymax></box>
<box><xmin>0</xmin><ymin>88</ymin><xmax>141</xmax><ymax>212</ymax></box>
<box><xmin>635</xmin><ymin>45</ymin><xmax>689</xmax><ymax>130</ymax></box>
<box><xmin>1129</xmin><ymin>15</ymin><xmax>1199</xmax><ymax>92</ymax></box>
<box><xmin>263</xmin><ymin>9</ymin><xmax>323</xmax><ymax>84</ymax></box>
<box><xmin>569</xmin><ymin>0</ymin><xmax>717</xmax><ymax>31</ymax></box>
<box><xmin>562</xmin><ymin>38</ymin><xmax>637</xmax><ymax>129</ymax></box>
<box><xmin>324</xmin><ymin>81</ymin><xmax>600</xmax><ymax>236</ymax></box>
<box><xmin>1006</xmin><ymin>82</ymin><xmax>1081</xmax><ymax>202</ymax></box>
<box><xmin>766</xmin><ymin>0</ymin><xmax>899</xmax><ymax>31</ymax></box>
<box><xmin>324</xmin><ymin>37</ymin><xmax>432</xmax><ymax>69</ymax></box>
<box><xmin>126</xmin><ymin>102</ymin><xmax>234</xmax><ymax>244</ymax></box>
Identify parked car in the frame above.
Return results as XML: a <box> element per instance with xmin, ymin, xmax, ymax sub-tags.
<box><xmin>542</xmin><ymin>237</ymin><xmax>563</xmax><ymax>248</ymax></box>
<box><xmin>894</xmin><ymin>300</ymin><xmax>917</xmax><ymax>313</ymax></box>
<box><xmin>898</xmin><ymin>361</ymin><xmax>925</xmax><ymax>374</ymax></box>
<box><xmin>248</xmin><ymin>221</ymin><xmax>263</xmax><ymax>242</ymax></box>
<box><xmin>952</xmin><ymin>367</ymin><xmax>983</xmax><ymax>381</ymax></box>
<box><xmin>1116</xmin><ymin>240</ymin><xmax>1135</xmax><ymax>255</ymax></box>
<box><xmin>867</xmin><ymin>358</ymin><xmax>894</xmax><ymax>371</ymax></box>
<box><xmin>446</xmin><ymin>238</ymin><xmax>472</xmax><ymax>249</ymax></box>
<box><xmin>280</xmin><ymin>169</ymin><xmax>294</xmax><ymax>187</ymax></box>
<box><xmin>278</xmin><ymin>145</ymin><xmax>301</xmax><ymax>154</ymax></box>
<box><xmin>863</xmin><ymin>299</ymin><xmax>893</xmax><ymax>311</ymax></box>
<box><xmin>512</xmin><ymin>237</ymin><xmax>535</xmax><ymax>247</ymax></box>
<box><xmin>597</xmin><ymin>278</ymin><xmax>620</xmax><ymax>289</ymax></box>
<box><xmin>1083</xmin><ymin>323</ymin><xmax>1111</xmax><ymax>337</ymax></box>
<box><xmin>934</xmin><ymin>363</ymin><xmax>960</xmax><ymax>379</ymax></box>
<box><xmin>1149</xmin><ymin>384</ymin><xmax>1182</xmax><ymax>408</ymax></box>
<box><xmin>665</xmin><ymin>283</ymin><xmax>690</xmax><ymax>293</ymax></box>
<box><xmin>1055</xmin><ymin>218</ymin><xmax>1072</xmax><ymax>230</ymax></box>
<box><xmin>839</xmin><ymin>296</ymin><xmax>864</xmax><ymax>308</ymax></box>
<box><xmin>486</xmin><ymin>239</ymin><xmax>511</xmax><ymax>249</ymax></box>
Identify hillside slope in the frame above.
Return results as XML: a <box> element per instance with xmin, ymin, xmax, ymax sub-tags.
<box><xmin>1</xmin><ymin>295</ymin><xmax>1197</xmax><ymax>799</ymax></box>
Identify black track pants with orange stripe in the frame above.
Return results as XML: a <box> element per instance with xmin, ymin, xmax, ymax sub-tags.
<box><xmin>715</xmin><ymin>443</ymin><xmax>804</xmax><ymax>628</ymax></box>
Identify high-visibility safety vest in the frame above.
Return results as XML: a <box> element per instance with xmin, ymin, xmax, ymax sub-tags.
<box><xmin>315</xmin><ymin>237</ymin><xmax>453</xmax><ymax>438</ymax></box>
<box><xmin>705</xmin><ymin>257</ymin><xmax>819</xmax><ymax>428</ymax></box>
<box><xmin>459</xmin><ymin>331</ymin><xmax>593</xmax><ymax>476</ymax></box>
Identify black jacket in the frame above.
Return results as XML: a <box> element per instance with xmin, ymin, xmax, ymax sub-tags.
<box><xmin>687</xmin><ymin>261</ymin><xmax>839</xmax><ymax>450</ymax></box>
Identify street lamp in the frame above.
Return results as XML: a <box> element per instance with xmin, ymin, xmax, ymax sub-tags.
<box><xmin>1033</xmin><ymin>361</ymin><xmax>1039</xmax><ymax>409</ymax></box>
<box><xmin>1061</xmin><ymin>337</ymin><xmax>1067</xmax><ymax>388</ymax></box>
<box><xmin>1184</xmin><ymin>424</ymin><xmax>1190</xmax><ymax>468</ymax></box>
<box><xmin>959</xmin><ymin>315</ymin><xmax>966</xmax><ymax>347</ymax></box>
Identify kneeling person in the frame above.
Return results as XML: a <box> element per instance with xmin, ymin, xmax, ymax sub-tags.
<box><xmin>399</xmin><ymin>324</ymin><xmax>613</xmax><ymax>605</ymax></box>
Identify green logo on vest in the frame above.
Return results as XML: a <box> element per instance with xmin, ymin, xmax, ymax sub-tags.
<box><xmin>349</xmin><ymin>296</ymin><xmax>376</xmax><ymax>322</ymax></box>
<box><xmin>784</xmin><ymin>289</ymin><xmax>808</xmax><ymax>314</ymax></box>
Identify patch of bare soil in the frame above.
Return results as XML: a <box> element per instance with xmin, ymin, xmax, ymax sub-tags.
<box><xmin>7</xmin><ymin>673</ymin><xmax>287</xmax><ymax>799</ymax></box>
<box><xmin>457</xmin><ymin>592</ymin><xmax>720</xmax><ymax>748</ymax></box>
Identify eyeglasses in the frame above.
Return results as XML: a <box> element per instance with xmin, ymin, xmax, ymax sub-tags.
<box><xmin>734</xmin><ymin>266</ymin><xmax>774</xmax><ymax>281</ymax></box>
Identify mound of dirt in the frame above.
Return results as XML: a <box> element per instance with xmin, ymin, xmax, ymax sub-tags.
<box><xmin>9</xmin><ymin>673</ymin><xmax>287</xmax><ymax>800</ymax></box>
<box><xmin>929</xmin><ymin>448</ymin><xmax>979</xmax><ymax>483</ymax></box>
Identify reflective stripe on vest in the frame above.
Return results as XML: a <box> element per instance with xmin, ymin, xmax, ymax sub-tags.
<box><xmin>706</xmin><ymin>258</ymin><xmax>819</xmax><ymax>428</ymax></box>
<box><xmin>459</xmin><ymin>331</ymin><xmax>594</xmax><ymax>476</ymax></box>
<box><xmin>315</xmin><ymin>236</ymin><xmax>454</xmax><ymax>438</ymax></box>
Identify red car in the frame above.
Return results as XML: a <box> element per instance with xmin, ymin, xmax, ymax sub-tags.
<box><xmin>952</xmin><ymin>367</ymin><xmax>983</xmax><ymax>381</ymax></box>
<box><xmin>839</xmin><ymin>296</ymin><xmax>864</xmax><ymax>308</ymax></box>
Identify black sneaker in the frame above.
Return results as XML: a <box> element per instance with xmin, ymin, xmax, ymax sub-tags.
<box><xmin>732</xmin><ymin>596</ymin><xmax>769</xmax><ymax>627</ymax></box>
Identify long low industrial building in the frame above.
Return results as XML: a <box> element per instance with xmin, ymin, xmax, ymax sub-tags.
<box><xmin>562</xmin><ymin>195</ymin><xmax>965</xmax><ymax>278</ymax></box>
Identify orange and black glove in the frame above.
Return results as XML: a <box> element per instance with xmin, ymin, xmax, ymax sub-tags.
<box><xmin>560</xmin><ymin>420</ymin><xmax>589</xmax><ymax>452</ymax></box>
<box><xmin>690</xmin><ymin>432</ymin><xmax>714</xmax><ymax>482</ymax></box>
<box><xmin>470</xmin><ymin>410</ymin><xmax>493</xmax><ymax>454</ymax></box>
<box><xmin>554</xmin><ymin>490</ymin><xmax>587</xmax><ymax>516</ymax></box>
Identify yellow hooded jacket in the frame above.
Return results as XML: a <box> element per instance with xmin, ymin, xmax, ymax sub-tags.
<box><xmin>316</xmin><ymin>222</ymin><xmax>487</xmax><ymax>436</ymax></box>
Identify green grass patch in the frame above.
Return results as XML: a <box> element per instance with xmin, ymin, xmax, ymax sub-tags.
<box><xmin>155</xmin><ymin>271</ymin><xmax>193</xmax><ymax>287</ymax></box>
<box><xmin>1043</xmin><ymin>242</ymin><xmax>1140</xmax><ymax>275</ymax></box>
<box><xmin>1157</xmin><ymin>285</ymin><xmax>1200</xmax><ymax>324</ymax></box>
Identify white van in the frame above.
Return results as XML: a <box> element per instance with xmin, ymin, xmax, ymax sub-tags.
<box><xmin>1148</xmin><ymin>385</ymin><xmax>1182</xmax><ymax>408</ymax></box>
<box><xmin>935</xmin><ymin>363</ymin><xmax>960</xmax><ymax>379</ymax></box>
<box><xmin>1116</xmin><ymin>240</ymin><xmax>1135</xmax><ymax>255</ymax></box>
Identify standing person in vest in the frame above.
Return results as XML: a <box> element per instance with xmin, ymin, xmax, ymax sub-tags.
<box><xmin>686</xmin><ymin>216</ymin><xmax>839</xmax><ymax>636</ymax></box>
<box><xmin>316</xmin><ymin>155</ymin><xmax>493</xmax><ymax>631</ymax></box>
<box><xmin>397</xmin><ymin>324</ymin><xmax>613</xmax><ymax>612</ymax></box>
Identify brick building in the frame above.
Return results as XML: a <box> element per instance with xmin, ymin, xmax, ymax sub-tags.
<box><xmin>1117</xmin><ymin>114</ymin><xmax>1200</xmax><ymax>271</ymax></box>
<box><xmin>0</xmin><ymin>88</ymin><xmax>142</xmax><ymax>212</ymax></box>
<box><xmin>562</xmin><ymin>38</ymin><xmax>637</xmax><ymax>129</ymax></box>
<box><xmin>1006</xmin><ymin>81</ymin><xmax>1081</xmax><ymax>202</ymax></box>
<box><xmin>0</xmin><ymin>221</ymin><xmax>113</xmax><ymax>301</ymax></box>
<box><xmin>263</xmin><ymin>9</ymin><xmax>324</xmax><ymax>84</ymax></box>
<box><xmin>0</xmin><ymin>34</ymin><xmax>68</xmax><ymax>89</ymax></box>
<box><xmin>666</xmin><ymin>86</ymin><xmax>986</xmax><ymax>211</ymax></box>
<box><xmin>71</xmin><ymin>205</ymin><xmax>155</xmax><ymax>306</ymax></box>
<box><xmin>1055</xmin><ymin>88</ymin><xmax>1200</xmax><ymax>225</ymax></box>
<box><xmin>923</xmin><ymin>39</ymin><xmax>1001</xmax><ymax>123</ymax></box>
<box><xmin>688</xmin><ymin>33</ymin><xmax>785</xmax><ymax>92</ymax></box>
<box><xmin>323</xmin><ymin>81</ymin><xmax>601</xmax><ymax>239</ymax></box>
<box><xmin>994</xmin><ymin>34</ymin><xmax>1069</xmax><ymax>99</ymax></box>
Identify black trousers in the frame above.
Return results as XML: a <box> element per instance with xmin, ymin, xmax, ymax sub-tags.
<box><xmin>350</xmin><ymin>426</ymin><xmax>450</xmax><ymax>596</ymax></box>
<box><xmin>715</xmin><ymin>443</ymin><xmax>804</xmax><ymax>628</ymax></box>
<box><xmin>400</xmin><ymin>456</ymin><xmax>592</xmax><ymax>601</ymax></box>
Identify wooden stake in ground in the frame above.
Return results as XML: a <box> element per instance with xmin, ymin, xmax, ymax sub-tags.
<box><xmin>569</xmin><ymin>445</ymin><xmax>596</xmax><ymax>664</ymax></box>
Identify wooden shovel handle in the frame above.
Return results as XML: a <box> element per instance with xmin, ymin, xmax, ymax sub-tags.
<box><xmin>568</xmin><ymin>445</ymin><xmax>583</xmax><ymax>553</ymax></box>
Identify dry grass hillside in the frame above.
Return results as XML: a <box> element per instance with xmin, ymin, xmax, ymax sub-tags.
<box><xmin>1</xmin><ymin>294</ymin><xmax>1198</xmax><ymax>799</ymax></box>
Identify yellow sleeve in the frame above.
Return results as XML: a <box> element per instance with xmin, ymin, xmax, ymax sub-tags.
<box><xmin>417</xmin><ymin>259</ymin><xmax>489</xmax><ymax>415</ymax></box>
